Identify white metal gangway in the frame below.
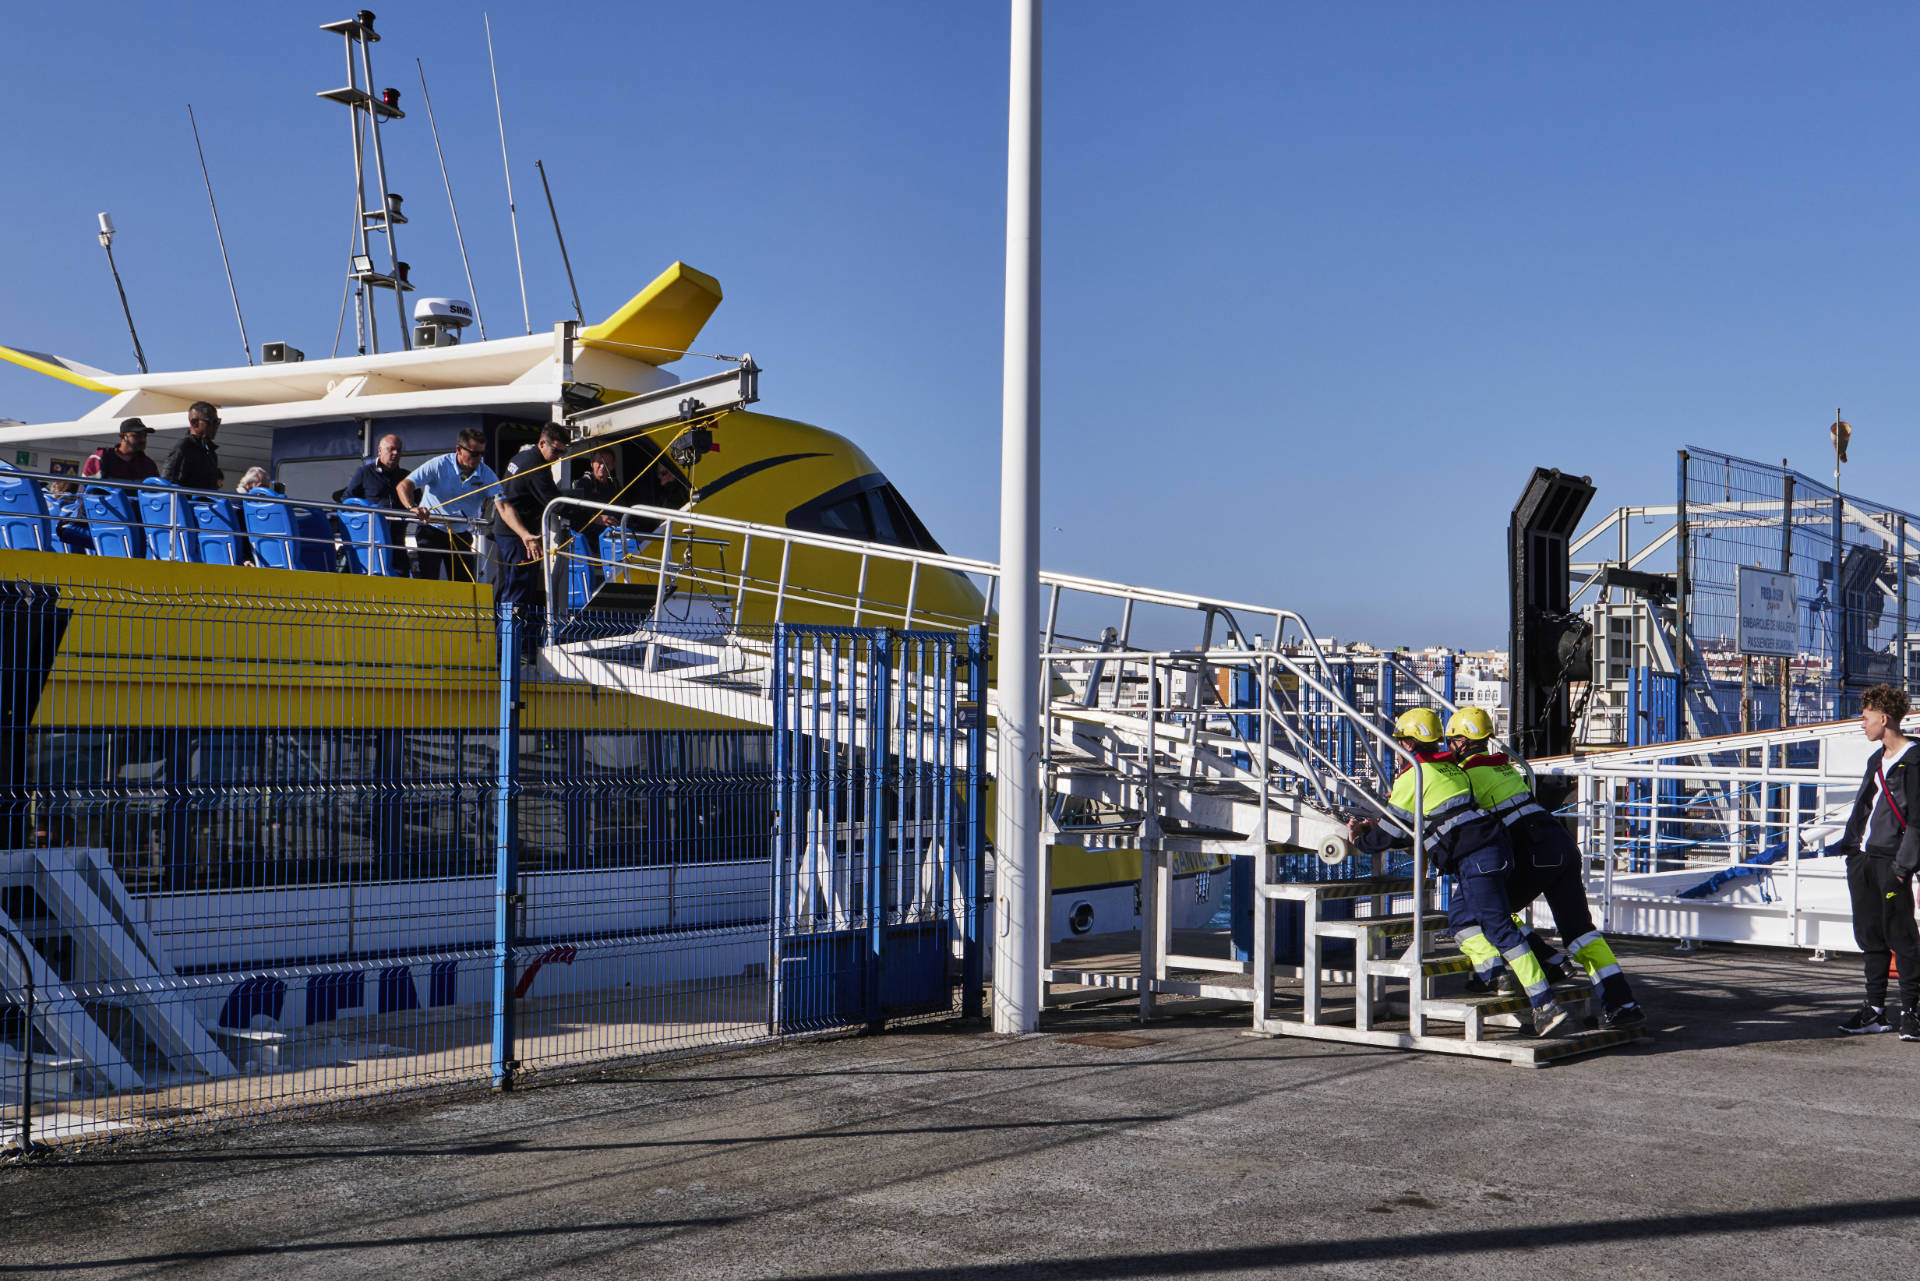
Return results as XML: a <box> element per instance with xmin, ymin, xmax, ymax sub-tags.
<box><xmin>533</xmin><ymin>496</ymin><xmax>1426</xmax><ymax>850</ymax></box>
<box><xmin>529</xmin><ymin>496</ymin><xmax>1682</xmax><ymax>1064</ymax></box>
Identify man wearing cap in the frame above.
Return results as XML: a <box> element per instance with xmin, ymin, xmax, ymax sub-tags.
<box><xmin>163</xmin><ymin>401</ymin><xmax>223</xmax><ymax>491</ymax></box>
<box><xmin>81</xmin><ymin>419</ymin><xmax>161</xmax><ymax>483</ymax></box>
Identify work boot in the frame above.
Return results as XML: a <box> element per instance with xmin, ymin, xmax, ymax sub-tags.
<box><xmin>1531</xmin><ymin>1001</ymin><xmax>1574</xmax><ymax>1038</ymax></box>
<box><xmin>1838</xmin><ymin>1003</ymin><xmax>1894</xmax><ymax>1035</ymax></box>
<box><xmin>1602</xmin><ymin>1002</ymin><xmax>1648</xmax><ymax>1032</ymax></box>
<box><xmin>1901</xmin><ymin>1008</ymin><xmax>1920</xmax><ymax>1043</ymax></box>
<box><xmin>1544</xmin><ymin>958</ymin><xmax>1572</xmax><ymax>986</ymax></box>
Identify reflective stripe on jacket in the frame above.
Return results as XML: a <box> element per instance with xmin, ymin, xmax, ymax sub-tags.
<box><xmin>1374</xmin><ymin>757</ymin><xmax>1509</xmax><ymax>872</ymax></box>
<box><xmin>1458</xmin><ymin>752</ymin><xmax>1546</xmax><ymax>825</ymax></box>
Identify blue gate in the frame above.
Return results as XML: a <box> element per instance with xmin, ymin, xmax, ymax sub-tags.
<box><xmin>769</xmin><ymin>625</ymin><xmax>987</xmax><ymax>1033</ymax></box>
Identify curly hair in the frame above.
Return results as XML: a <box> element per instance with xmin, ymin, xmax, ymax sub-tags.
<box><xmin>1860</xmin><ymin>683</ymin><xmax>1911</xmax><ymax>723</ymax></box>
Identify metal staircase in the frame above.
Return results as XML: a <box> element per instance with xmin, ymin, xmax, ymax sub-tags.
<box><xmin>1</xmin><ymin>846</ymin><xmax>235</xmax><ymax>1103</ymax></box>
<box><xmin>534</xmin><ymin>498</ymin><xmax>1651</xmax><ymax>1062</ymax></box>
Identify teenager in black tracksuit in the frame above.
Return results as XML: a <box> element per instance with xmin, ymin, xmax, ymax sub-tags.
<box><xmin>1836</xmin><ymin>683</ymin><xmax>1920</xmax><ymax>1039</ymax></box>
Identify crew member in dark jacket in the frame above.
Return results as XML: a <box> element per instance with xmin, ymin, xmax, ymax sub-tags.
<box><xmin>1836</xmin><ymin>683</ymin><xmax>1920</xmax><ymax>1038</ymax></box>
<box><xmin>337</xmin><ymin>432</ymin><xmax>410</xmax><ymax>576</ymax></box>
<box><xmin>163</xmin><ymin>401</ymin><xmax>223</xmax><ymax>490</ymax></box>
<box><xmin>487</xmin><ymin>423</ymin><xmax>567</xmax><ymax>609</ymax></box>
<box><xmin>339</xmin><ymin>433</ymin><xmax>407</xmax><ymax>507</ymax></box>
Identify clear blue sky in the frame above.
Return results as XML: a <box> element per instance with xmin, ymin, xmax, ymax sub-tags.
<box><xmin>6</xmin><ymin>3</ymin><xmax>1920</xmax><ymax>648</ymax></box>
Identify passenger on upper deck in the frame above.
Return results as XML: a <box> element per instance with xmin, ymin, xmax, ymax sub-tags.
<box><xmin>624</xmin><ymin>453</ymin><xmax>687</xmax><ymax>535</ymax></box>
<box><xmin>396</xmin><ymin>426</ymin><xmax>497</xmax><ymax>583</ymax></box>
<box><xmin>487</xmin><ymin>423</ymin><xmax>568</xmax><ymax>608</ymax></box>
<box><xmin>81</xmin><ymin>419</ymin><xmax>160</xmax><ymax>484</ymax></box>
<box><xmin>568</xmin><ymin>448</ymin><xmax>624</xmax><ymax>533</ymax></box>
<box><xmin>337</xmin><ymin>433</ymin><xmax>411</xmax><ymax>576</ymax></box>
<box><xmin>48</xmin><ymin>479</ymin><xmax>92</xmax><ymax>552</ymax></box>
<box><xmin>164</xmin><ymin>402</ymin><xmax>223</xmax><ymax>491</ymax></box>
<box><xmin>338</xmin><ymin>433</ymin><xmax>407</xmax><ymax>509</ymax></box>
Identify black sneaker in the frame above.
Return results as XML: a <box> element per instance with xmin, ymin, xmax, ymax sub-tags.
<box><xmin>1839</xmin><ymin>1003</ymin><xmax>1894</xmax><ymax>1035</ymax></box>
<box><xmin>1463</xmin><ymin>973</ymin><xmax>1500</xmax><ymax>996</ymax></box>
<box><xmin>1495</xmin><ymin>969</ymin><xmax>1523</xmax><ymax>998</ymax></box>
<box><xmin>1602</xmin><ymin>1002</ymin><xmax>1648</xmax><ymax>1031</ymax></box>
<box><xmin>1900</xmin><ymin>1008</ymin><xmax>1920</xmax><ymax>1042</ymax></box>
<box><xmin>1531</xmin><ymin>1001</ymin><xmax>1574</xmax><ymax>1038</ymax></box>
<box><xmin>1544</xmin><ymin>959</ymin><xmax>1573</xmax><ymax>986</ymax></box>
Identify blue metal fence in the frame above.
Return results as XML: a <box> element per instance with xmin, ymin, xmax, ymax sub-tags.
<box><xmin>769</xmin><ymin>625</ymin><xmax>985</xmax><ymax>1034</ymax></box>
<box><xmin>0</xmin><ymin>565</ymin><xmax>980</xmax><ymax>1153</ymax></box>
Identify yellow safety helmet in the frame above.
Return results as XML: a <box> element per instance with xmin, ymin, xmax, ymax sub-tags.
<box><xmin>1445</xmin><ymin>705</ymin><xmax>1495</xmax><ymax>743</ymax></box>
<box><xmin>1392</xmin><ymin>707</ymin><xmax>1443</xmax><ymax>745</ymax></box>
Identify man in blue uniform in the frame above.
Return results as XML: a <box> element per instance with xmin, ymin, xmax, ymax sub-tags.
<box><xmin>1348</xmin><ymin>708</ymin><xmax>1573</xmax><ymax>1037</ymax></box>
<box><xmin>1444</xmin><ymin>706</ymin><xmax>1646</xmax><ymax>1031</ymax></box>
<box><xmin>487</xmin><ymin>423</ymin><xmax>568</xmax><ymax>608</ymax></box>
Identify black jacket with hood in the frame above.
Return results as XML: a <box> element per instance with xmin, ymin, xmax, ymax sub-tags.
<box><xmin>1838</xmin><ymin>740</ymin><xmax>1920</xmax><ymax>875</ymax></box>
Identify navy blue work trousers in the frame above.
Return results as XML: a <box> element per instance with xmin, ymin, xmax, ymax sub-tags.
<box><xmin>1453</xmin><ymin>837</ymin><xmax>1540</xmax><ymax>999</ymax></box>
<box><xmin>1504</xmin><ymin>818</ymin><xmax>1598</xmax><ymax>945</ymax></box>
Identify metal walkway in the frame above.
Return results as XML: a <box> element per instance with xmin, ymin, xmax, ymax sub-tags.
<box><xmin>531</xmin><ymin>499</ymin><xmax>1659</xmax><ymax>1063</ymax></box>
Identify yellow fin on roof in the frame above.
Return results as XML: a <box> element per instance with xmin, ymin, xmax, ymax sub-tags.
<box><xmin>580</xmin><ymin>262</ymin><xmax>723</xmax><ymax>365</ymax></box>
<box><xmin>0</xmin><ymin>343</ymin><xmax>121</xmax><ymax>394</ymax></box>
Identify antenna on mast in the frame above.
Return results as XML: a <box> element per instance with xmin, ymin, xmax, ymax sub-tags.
<box><xmin>484</xmin><ymin>12</ymin><xmax>532</xmax><ymax>335</ymax></box>
<box><xmin>535</xmin><ymin>160</ymin><xmax>584</xmax><ymax>325</ymax></box>
<box><xmin>319</xmin><ymin>10</ymin><xmax>415</xmax><ymax>354</ymax></box>
<box><xmin>188</xmin><ymin>104</ymin><xmax>253</xmax><ymax>366</ymax></box>
<box><xmin>95</xmin><ymin>212</ymin><xmax>148</xmax><ymax>374</ymax></box>
<box><xmin>418</xmin><ymin>57</ymin><xmax>487</xmax><ymax>339</ymax></box>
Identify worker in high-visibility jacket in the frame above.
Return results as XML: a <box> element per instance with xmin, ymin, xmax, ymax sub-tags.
<box><xmin>1348</xmin><ymin>708</ymin><xmax>1574</xmax><ymax>1037</ymax></box>
<box><xmin>1444</xmin><ymin>705</ymin><xmax>1647</xmax><ymax>1031</ymax></box>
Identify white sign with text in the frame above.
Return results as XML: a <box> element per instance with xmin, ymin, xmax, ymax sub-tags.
<box><xmin>1737</xmin><ymin>566</ymin><xmax>1798</xmax><ymax>658</ymax></box>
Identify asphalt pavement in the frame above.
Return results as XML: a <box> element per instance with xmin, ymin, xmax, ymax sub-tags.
<box><xmin>3</xmin><ymin>940</ymin><xmax>1912</xmax><ymax>1280</ymax></box>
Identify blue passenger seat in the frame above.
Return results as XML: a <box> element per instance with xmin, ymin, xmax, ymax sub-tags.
<box><xmin>337</xmin><ymin>499</ymin><xmax>395</xmax><ymax>576</ymax></box>
<box><xmin>599</xmin><ymin>526</ymin><xmax>646</xmax><ymax>586</ymax></box>
<box><xmin>243</xmin><ymin>489</ymin><xmax>336</xmax><ymax>572</ymax></box>
<box><xmin>82</xmin><ymin>486</ymin><xmax>146</xmax><ymax>558</ymax></box>
<box><xmin>136</xmin><ymin>480</ymin><xmax>202</xmax><ymax>563</ymax></box>
<box><xmin>566</xmin><ymin>530</ymin><xmax>596</xmax><ymax>607</ymax></box>
<box><xmin>48</xmin><ymin>490</ymin><xmax>92</xmax><ymax>553</ymax></box>
<box><xmin>0</xmin><ymin>463</ymin><xmax>54</xmax><ymax>551</ymax></box>
<box><xmin>191</xmin><ymin>496</ymin><xmax>246</xmax><ymax>565</ymax></box>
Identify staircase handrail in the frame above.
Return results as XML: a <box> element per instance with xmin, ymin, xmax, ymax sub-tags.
<box><xmin>539</xmin><ymin>496</ymin><xmax>1356</xmax><ymax>694</ymax></box>
<box><xmin>1044</xmin><ymin>644</ymin><xmax>1422</xmax><ymax>832</ymax></box>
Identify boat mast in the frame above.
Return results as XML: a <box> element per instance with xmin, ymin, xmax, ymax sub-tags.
<box><xmin>320</xmin><ymin>10</ymin><xmax>415</xmax><ymax>354</ymax></box>
<box><xmin>95</xmin><ymin>212</ymin><xmax>149</xmax><ymax>374</ymax></box>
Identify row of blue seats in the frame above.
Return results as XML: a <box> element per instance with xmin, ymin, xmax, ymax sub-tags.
<box><xmin>0</xmin><ymin>467</ymin><xmax>391</xmax><ymax>573</ymax></box>
<box><xmin>0</xmin><ymin>465</ymin><xmax>646</xmax><ymax>604</ymax></box>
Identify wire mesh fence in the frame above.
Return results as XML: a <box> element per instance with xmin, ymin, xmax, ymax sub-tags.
<box><xmin>0</xmin><ymin>563</ymin><xmax>983</xmax><ymax>1152</ymax></box>
<box><xmin>1681</xmin><ymin>446</ymin><xmax>1915</xmax><ymax>731</ymax></box>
